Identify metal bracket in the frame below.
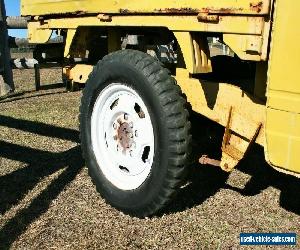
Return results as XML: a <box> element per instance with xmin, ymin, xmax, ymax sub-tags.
<box><xmin>220</xmin><ymin>107</ymin><xmax>262</xmax><ymax>171</ymax></box>
<box><xmin>199</xmin><ymin>107</ymin><xmax>262</xmax><ymax>172</ymax></box>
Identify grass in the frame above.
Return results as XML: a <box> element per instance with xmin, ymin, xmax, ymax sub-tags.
<box><xmin>0</xmin><ymin>65</ymin><xmax>299</xmax><ymax>249</ymax></box>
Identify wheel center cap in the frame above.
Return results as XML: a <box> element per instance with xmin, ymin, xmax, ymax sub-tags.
<box><xmin>117</xmin><ymin>122</ymin><xmax>134</xmax><ymax>150</ymax></box>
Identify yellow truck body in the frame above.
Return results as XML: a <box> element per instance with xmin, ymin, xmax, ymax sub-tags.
<box><xmin>20</xmin><ymin>0</ymin><xmax>300</xmax><ymax>177</ymax></box>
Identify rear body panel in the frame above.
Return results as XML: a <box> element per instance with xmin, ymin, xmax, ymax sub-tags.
<box><xmin>21</xmin><ymin>0</ymin><xmax>271</xmax><ymax>16</ymax></box>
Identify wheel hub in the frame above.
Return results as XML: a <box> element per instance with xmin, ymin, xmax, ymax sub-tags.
<box><xmin>91</xmin><ymin>83</ymin><xmax>154</xmax><ymax>190</ymax></box>
<box><xmin>116</xmin><ymin>118</ymin><xmax>134</xmax><ymax>151</ymax></box>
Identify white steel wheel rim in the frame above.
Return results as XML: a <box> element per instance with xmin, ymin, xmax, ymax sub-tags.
<box><xmin>91</xmin><ymin>83</ymin><xmax>155</xmax><ymax>190</ymax></box>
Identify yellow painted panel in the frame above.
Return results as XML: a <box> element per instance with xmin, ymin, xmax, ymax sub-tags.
<box><xmin>266</xmin><ymin>0</ymin><xmax>300</xmax><ymax>174</ymax></box>
<box><xmin>266</xmin><ymin>109</ymin><xmax>300</xmax><ymax>173</ymax></box>
<box><xmin>21</xmin><ymin>0</ymin><xmax>271</xmax><ymax>16</ymax></box>
<box><xmin>69</xmin><ymin>64</ymin><xmax>93</xmax><ymax>83</ymax></box>
<box><xmin>267</xmin><ymin>0</ymin><xmax>300</xmax><ymax>95</ymax></box>
<box><xmin>174</xmin><ymin>32</ymin><xmax>195</xmax><ymax>73</ymax></box>
<box><xmin>27</xmin><ymin>22</ymin><xmax>52</xmax><ymax>43</ymax></box>
<box><xmin>268</xmin><ymin>90</ymin><xmax>300</xmax><ymax>114</ymax></box>
<box><xmin>289</xmin><ymin>138</ymin><xmax>300</xmax><ymax>173</ymax></box>
<box><xmin>31</xmin><ymin>15</ymin><xmax>265</xmax><ymax>35</ymax></box>
<box><xmin>176</xmin><ymin>70</ymin><xmax>265</xmax><ymax>146</ymax></box>
<box><xmin>223</xmin><ymin>34</ymin><xmax>262</xmax><ymax>61</ymax></box>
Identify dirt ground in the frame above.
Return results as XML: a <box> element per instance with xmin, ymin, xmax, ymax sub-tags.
<box><xmin>0</xmin><ymin>66</ymin><xmax>299</xmax><ymax>250</ymax></box>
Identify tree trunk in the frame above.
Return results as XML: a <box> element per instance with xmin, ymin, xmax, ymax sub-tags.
<box><xmin>0</xmin><ymin>0</ymin><xmax>15</xmax><ymax>97</ymax></box>
<box><xmin>0</xmin><ymin>74</ymin><xmax>11</xmax><ymax>96</ymax></box>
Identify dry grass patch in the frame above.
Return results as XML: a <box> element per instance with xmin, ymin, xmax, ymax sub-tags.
<box><xmin>0</xmin><ymin>66</ymin><xmax>299</xmax><ymax>249</ymax></box>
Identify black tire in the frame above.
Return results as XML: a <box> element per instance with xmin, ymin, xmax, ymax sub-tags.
<box><xmin>80</xmin><ymin>49</ymin><xmax>191</xmax><ymax>217</ymax></box>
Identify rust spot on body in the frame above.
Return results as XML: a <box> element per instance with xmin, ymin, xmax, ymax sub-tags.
<box><xmin>199</xmin><ymin>155</ymin><xmax>221</xmax><ymax>167</ymax></box>
<box><xmin>120</xmin><ymin>7</ymin><xmax>198</xmax><ymax>14</ymax></box>
<box><xmin>197</xmin><ymin>13</ymin><xmax>219</xmax><ymax>23</ymax></box>
<box><xmin>119</xmin><ymin>8</ymin><xmax>142</xmax><ymax>14</ymax></box>
<box><xmin>119</xmin><ymin>9</ymin><xmax>129</xmax><ymax>14</ymax></box>
<box><xmin>200</xmin><ymin>7</ymin><xmax>243</xmax><ymax>14</ymax></box>
<box><xmin>250</xmin><ymin>1</ymin><xmax>263</xmax><ymax>13</ymax></box>
<box><xmin>74</xmin><ymin>10</ymin><xmax>87</xmax><ymax>16</ymax></box>
<box><xmin>97</xmin><ymin>13</ymin><xmax>112</xmax><ymax>22</ymax></box>
<box><xmin>119</xmin><ymin>4</ymin><xmax>262</xmax><ymax>15</ymax></box>
<box><xmin>155</xmin><ymin>8</ymin><xmax>198</xmax><ymax>14</ymax></box>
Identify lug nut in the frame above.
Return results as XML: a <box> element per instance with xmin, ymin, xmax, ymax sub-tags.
<box><xmin>135</xmin><ymin>130</ymin><xmax>138</xmax><ymax>137</ymax></box>
<box><xmin>129</xmin><ymin>122</ymin><xmax>133</xmax><ymax>128</ymax></box>
<box><xmin>113</xmin><ymin>123</ymin><xmax>117</xmax><ymax>129</ymax></box>
<box><xmin>124</xmin><ymin>113</ymin><xmax>129</xmax><ymax>120</ymax></box>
